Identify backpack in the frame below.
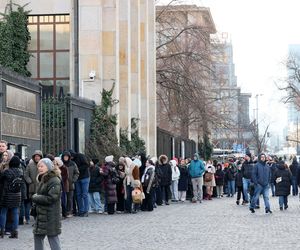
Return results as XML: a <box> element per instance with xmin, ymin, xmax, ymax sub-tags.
<box><xmin>132</xmin><ymin>187</ymin><xmax>144</xmax><ymax>204</ymax></box>
<box><xmin>8</xmin><ymin>176</ymin><xmax>23</xmax><ymax>193</ymax></box>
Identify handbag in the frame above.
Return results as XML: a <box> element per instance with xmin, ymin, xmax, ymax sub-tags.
<box><xmin>30</xmin><ymin>204</ymin><xmax>37</xmax><ymax>217</ymax></box>
<box><xmin>204</xmin><ymin>172</ymin><xmax>213</xmax><ymax>182</ymax></box>
<box><xmin>132</xmin><ymin>187</ymin><xmax>144</xmax><ymax>204</ymax></box>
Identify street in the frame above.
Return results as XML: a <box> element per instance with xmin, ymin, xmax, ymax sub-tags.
<box><xmin>2</xmin><ymin>195</ymin><xmax>300</xmax><ymax>250</ymax></box>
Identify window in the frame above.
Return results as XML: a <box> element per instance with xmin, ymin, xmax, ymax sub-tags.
<box><xmin>27</xmin><ymin>15</ymin><xmax>70</xmax><ymax>98</ymax></box>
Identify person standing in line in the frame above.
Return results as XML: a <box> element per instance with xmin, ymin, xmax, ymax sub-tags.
<box><xmin>170</xmin><ymin>159</ymin><xmax>180</xmax><ymax>202</ymax></box>
<box><xmin>241</xmin><ymin>153</ymin><xmax>254</xmax><ymax>204</ymax></box>
<box><xmin>61</xmin><ymin>151</ymin><xmax>79</xmax><ymax>217</ymax></box>
<box><xmin>249</xmin><ymin>153</ymin><xmax>272</xmax><ymax>214</ymax></box>
<box><xmin>289</xmin><ymin>156</ymin><xmax>298</xmax><ymax>196</ymax></box>
<box><xmin>0</xmin><ymin>156</ymin><xmax>22</xmax><ymax>239</ymax></box>
<box><xmin>178</xmin><ymin>159</ymin><xmax>189</xmax><ymax>202</ymax></box>
<box><xmin>215</xmin><ymin>163</ymin><xmax>224</xmax><ymax>198</ymax></box>
<box><xmin>32</xmin><ymin>158</ymin><xmax>62</xmax><ymax>250</ymax></box>
<box><xmin>156</xmin><ymin>155</ymin><xmax>172</xmax><ymax>205</ymax></box>
<box><xmin>189</xmin><ymin>153</ymin><xmax>205</xmax><ymax>203</ymax></box>
<box><xmin>204</xmin><ymin>160</ymin><xmax>216</xmax><ymax>200</ymax></box>
<box><xmin>274</xmin><ymin>160</ymin><xmax>292</xmax><ymax>210</ymax></box>
<box><xmin>235</xmin><ymin>162</ymin><xmax>246</xmax><ymax>205</ymax></box>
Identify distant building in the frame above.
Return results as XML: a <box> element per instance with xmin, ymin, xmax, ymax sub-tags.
<box><xmin>210</xmin><ymin>33</ymin><xmax>252</xmax><ymax>151</ymax></box>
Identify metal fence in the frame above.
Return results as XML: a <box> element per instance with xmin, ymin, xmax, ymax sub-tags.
<box><xmin>42</xmin><ymin>97</ymin><xmax>68</xmax><ymax>155</ymax></box>
<box><xmin>157</xmin><ymin>127</ymin><xmax>196</xmax><ymax>159</ymax></box>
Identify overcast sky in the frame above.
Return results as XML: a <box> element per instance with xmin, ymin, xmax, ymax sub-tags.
<box><xmin>158</xmin><ymin>0</ymin><xmax>300</xmax><ymax>136</ymax></box>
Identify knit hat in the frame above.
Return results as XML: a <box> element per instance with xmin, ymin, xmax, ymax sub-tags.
<box><xmin>133</xmin><ymin>158</ymin><xmax>142</xmax><ymax>167</ymax></box>
<box><xmin>9</xmin><ymin>156</ymin><xmax>20</xmax><ymax>168</ymax></box>
<box><xmin>54</xmin><ymin>157</ymin><xmax>63</xmax><ymax>167</ymax></box>
<box><xmin>39</xmin><ymin>158</ymin><xmax>54</xmax><ymax>171</ymax></box>
<box><xmin>105</xmin><ymin>155</ymin><xmax>114</xmax><ymax>163</ymax></box>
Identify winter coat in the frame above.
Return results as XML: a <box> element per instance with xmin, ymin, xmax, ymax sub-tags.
<box><xmin>289</xmin><ymin>159</ymin><xmax>298</xmax><ymax>177</ymax></box>
<box><xmin>66</xmin><ymin>161</ymin><xmax>79</xmax><ymax>191</ymax></box>
<box><xmin>0</xmin><ymin>167</ymin><xmax>22</xmax><ymax>208</ymax></box>
<box><xmin>24</xmin><ymin>159</ymin><xmax>39</xmax><ymax>198</ymax></box>
<box><xmin>59</xmin><ymin>165</ymin><xmax>69</xmax><ymax>193</ymax></box>
<box><xmin>157</xmin><ymin>155</ymin><xmax>172</xmax><ymax>186</ymax></box>
<box><xmin>252</xmin><ymin>155</ymin><xmax>270</xmax><ymax>187</ymax></box>
<box><xmin>89</xmin><ymin>165</ymin><xmax>103</xmax><ymax>193</ymax></box>
<box><xmin>215</xmin><ymin>169</ymin><xmax>225</xmax><ymax>186</ymax></box>
<box><xmin>274</xmin><ymin>162</ymin><xmax>292</xmax><ymax>196</ymax></box>
<box><xmin>241</xmin><ymin>160</ymin><xmax>254</xmax><ymax>179</ymax></box>
<box><xmin>101</xmin><ymin>162</ymin><xmax>117</xmax><ymax>204</ymax></box>
<box><xmin>33</xmin><ymin>169</ymin><xmax>62</xmax><ymax>236</ymax></box>
<box><xmin>226</xmin><ymin>167</ymin><xmax>236</xmax><ymax>181</ymax></box>
<box><xmin>235</xmin><ymin>170</ymin><xmax>243</xmax><ymax>187</ymax></box>
<box><xmin>170</xmin><ymin>160</ymin><xmax>180</xmax><ymax>181</ymax></box>
<box><xmin>142</xmin><ymin>166</ymin><xmax>155</xmax><ymax>193</ymax></box>
<box><xmin>178</xmin><ymin>165</ymin><xmax>189</xmax><ymax>191</ymax></box>
<box><xmin>189</xmin><ymin>154</ymin><xmax>205</xmax><ymax>178</ymax></box>
<box><xmin>73</xmin><ymin>153</ymin><xmax>90</xmax><ymax>180</ymax></box>
<box><xmin>268</xmin><ymin>162</ymin><xmax>277</xmax><ymax>184</ymax></box>
<box><xmin>204</xmin><ymin>164</ymin><xmax>216</xmax><ymax>187</ymax></box>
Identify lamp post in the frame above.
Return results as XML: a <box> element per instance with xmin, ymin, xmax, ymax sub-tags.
<box><xmin>255</xmin><ymin>94</ymin><xmax>263</xmax><ymax>153</ymax></box>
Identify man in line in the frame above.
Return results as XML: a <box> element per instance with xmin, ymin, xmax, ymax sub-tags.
<box><xmin>189</xmin><ymin>153</ymin><xmax>205</xmax><ymax>203</ymax></box>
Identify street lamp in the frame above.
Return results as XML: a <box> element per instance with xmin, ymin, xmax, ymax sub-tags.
<box><xmin>255</xmin><ymin>94</ymin><xmax>263</xmax><ymax>153</ymax></box>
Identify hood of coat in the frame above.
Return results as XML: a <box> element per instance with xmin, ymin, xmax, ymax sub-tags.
<box><xmin>169</xmin><ymin>160</ymin><xmax>177</xmax><ymax>167</ymax></box>
<box><xmin>277</xmin><ymin>161</ymin><xmax>286</xmax><ymax>170</ymax></box>
<box><xmin>258</xmin><ymin>153</ymin><xmax>266</xmax><ymax>165</ymax></box>
<box><xmin>159</xmin><ymin>155</ymin><xmax>168</xmax><ymax>165</ymax></box>
<box><xmin>193</xmin><ymin>153</ymin><xmax>200</xmax><ymax>161</ymax></box>
<box><xmin>37</xmin><ymin>169</ymin><xmax>61</xmax><ymax>184</ymax></box>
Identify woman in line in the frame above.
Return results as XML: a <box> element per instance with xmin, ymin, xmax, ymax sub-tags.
<box><xmin>32</xmin><ymin>158</ymin><xmax>62</xmax><ymax>250</ymax></box>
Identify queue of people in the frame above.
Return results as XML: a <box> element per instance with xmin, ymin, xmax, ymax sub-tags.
<box><xmin>1</xmin><ymin>137</ymin><xmax>300</xmax><ymax>250</ymax></box>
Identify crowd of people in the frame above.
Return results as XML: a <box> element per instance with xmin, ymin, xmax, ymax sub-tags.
<box><xmin>0</xmin><ymin>138</ymin><xmax>299</xmax><ymax>249</ymax></box>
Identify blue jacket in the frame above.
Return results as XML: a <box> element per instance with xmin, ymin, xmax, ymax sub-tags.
<box><xmin>252</xmin><ymin>161</ymin><xmax>270</xmax><ymax>187</ymax></box>
<box><xmin>189</xmin><ymin>154</ymin><xmax>205</xmax><ymax>178</ymax></box>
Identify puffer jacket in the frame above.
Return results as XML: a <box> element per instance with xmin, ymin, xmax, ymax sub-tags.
<box><xmin>274</xmin><ymin>162</ymin><xmax>292</xmax><ymax>196</ymax></box>
<box><xmin>252</xmin><ymin>154</ymin><xmax>270</xmax><ymax>187</ymax></box>
<box><xmin>32</xmin><ymin>170</ymin><xmax>62</xmax><ymax>236</ymax></box>
<box><xmin>157</xmin><ymin>155</ymin><xmax>172</xmax><ymax>186</ymax></box>
<box><xmin>0</xmin><ymin>167</ymin><xmax>22</xmax><ymax>208</ymax></box>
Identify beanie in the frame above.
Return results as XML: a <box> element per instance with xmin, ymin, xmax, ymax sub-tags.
<box><xmin>105</xmin><ymin>155</ymin><xmax>114</xmax><ymax>163</ymax></box>
<box><xmin>39</xmin><ymin>158</ymin><xmax>54</xmax><ymax>171</ymax></box>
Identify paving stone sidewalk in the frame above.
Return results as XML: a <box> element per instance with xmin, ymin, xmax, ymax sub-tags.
<box><xmin>2</xmin><ymin>195</ymin><xmax>300</xmax><ymax>250</ymax></box>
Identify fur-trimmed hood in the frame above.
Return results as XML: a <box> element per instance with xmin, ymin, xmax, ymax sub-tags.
<box><xmin>159</xmin><ymin>155</ymin><xmax>168</xmax><ymax>165</ymax></box>
<box><xmin>36</xmin><ymin>169</ymin><xmax>61</xmax><ymax>184</ymax></box>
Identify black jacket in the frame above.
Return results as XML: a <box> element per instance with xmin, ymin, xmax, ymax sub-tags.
<box><xmin>235</xmin><ymin>170</ymin><xmax>243</xmax><ymax>187</ymax></box>
<box><xmin>241</xmin><ymin>160</ymin><xmax>254</xmax><ymax>179</ymax></box>
<box><xmin>88</xmin><ymin>165</ymin><xmax>103</xmax><ymax>192</ymax></box>
<box><xmin>73</xmin><ymin>153</ymin><xmax>90</xmax><ymax>180</ymax></box>
<box><xmin>215</xmin><ymin>169</ymin><xmax>224</xmax><ymax>186</ymax></box>
<box><xmin>274</xmin><ymin>162</ymin><xmax>292</xmax><ymax>196</ymax></box>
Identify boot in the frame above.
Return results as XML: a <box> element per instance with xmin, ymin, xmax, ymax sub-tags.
<box><xmin>9</xmin><ymin>230</ymin><xmax>18</xmax><ymax>239</ymax></box>
<box><xmin>0</xmin><ymin>228</ymin><xmax>4</xmax><ymax>238</ymax></box>
<box><xmin>208</xmin><ymin>195</ymin><xmax>212</xmax><ymax>200</ymax></box>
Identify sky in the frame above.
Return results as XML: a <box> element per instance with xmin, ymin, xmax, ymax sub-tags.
<box><xmin>158</xmin><ymin>0</ymin><xmax>300</xmax><ymax>137</ymax></box>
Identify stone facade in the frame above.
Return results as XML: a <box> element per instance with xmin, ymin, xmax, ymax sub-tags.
<box><xmin>0</xmin><ymin>0</ymin><xmax>157</xmax><ymax>156</ymax></box>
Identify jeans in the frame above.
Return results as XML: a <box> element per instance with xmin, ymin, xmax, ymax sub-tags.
<box><xmin>216</xmin><ymin>185</ymin><xmax>223</xmax><ymax>197</ymax></box>
<box><xmin>171</xmin><ymin>180</ymin><xmax>179</xmax><ymax>201</ymax></box>
<box><xmin>227</xmin><ymin>180</ymin><xmax>235</xmax><ymax>196</ymax></box>
<box><xmin>88</xmin><ymin>192</ymin><xmax>103</xmax><ymax>212</ymax></box>
<box><xmin>34</xmin><ymin>234</ymin><xmax>61</xmax><ymax>250</ymax></box>
<box><xmin>75</xmin><ymin>177</ymin><xmax>90</xmax><ymax>214</ymax></box>
<box><xmin>250</xmin><ymin>184</ymin><xmax>270</xmax><ymax>210</ymax></box>
<box><xmin>269</xmin><ymin>182</ymin><xmax>275</xmax><ymax>196</ymax></box>
<box><xmin>279</xmin><ymin>195</ymin><xmax>288</xmax><ymax>208</ymax></box>
<box><xmin>178</xmin><ymin>191</ymin><xmax>186</xmax><ymax>201</ymax></box>
<box><xmin>191</xmin><ymin>177</ymin><xmax>203</xmax><ymax>201</ymax></box>
<box><xmin>291</xmin><ymin>176</ymin><xmax>298</xmax><ymax>196</ymax></box>
<box><xmin>20</xmin><ymin>200</ymin><xmax>31</xmax><ymax>223</ymax></box>
<box><xmin>242</xmin><ymin>178</ymin><xmax>251</xmax><ymax>202</ymax></box>
<box><xmin>0</xmin><ymin>207</ymin><xmax>19</xmax><ymax>231</ymax></box>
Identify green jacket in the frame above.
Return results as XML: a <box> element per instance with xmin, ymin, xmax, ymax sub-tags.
<box><xmin>32</xmin><ymin>170</ymin><xmax>62</xmax><ymax>236</ymax></box>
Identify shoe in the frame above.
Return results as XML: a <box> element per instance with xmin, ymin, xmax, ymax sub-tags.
<box><xmin>165</xmin><ymin>202</ymin><xmax>170</xmax><ymax>205</ymax></box>
<box><xmin>192</xmin><ymin>200</ymin><xmax>197</xmax><ymax>203</ymax></box>
<box><xmin>25</xmin><ymin>220</ymin><xmax>30</xmax><ymax>225</ymax></box>
<box><xmin>280</xmin><ymin>207</ymin><xmax>283</xmax><ymax>211</ymax></box>
<box><xmin>66</xmin><ymin>214</ymin><xmax>73</xmax><ymax>218</ymax></box>
<box><xmin>9</xmin><ymin>231</ymin><xmax>18</xmax><ymax>239</ymax></box>
<box><xmin>265</xmin><ymin>209</ymin><xmax>272</xmax><ymax>214</ymax></box>
<box><xmin>79</xmin><ymin>212</ymin><xmax>88</xmax><ymax>217</ymax></box>
<box><xmin>97</xmin><ymin>210</ymin><xmax>104</xmax><ymax>214</ymax></box>
<box><xmin>199</xmin><ymin>200</ymin><xmax>202</xmax><ymax>203</ymax></box>
<box><xmin>0</xmin><ymin>228</ymin><xmax>4</xmax><ymax>238</ymax></box>
<box><xmin>255</xmin><ymin>206</ymin><xmax>260</xmax><ymax>209</ymax></box>
<box><xmin>250</xmin><ymin>208</ymin><xmax>255</xmax><ymax>213</ymax></box>
<box><xmin>284</xmin><ymin>205</ymin><xmax>288</xmax><ymax>210</ymax></box>
<box><xmin>236</xmin><ymin>200</ymin><xmax>239</xmax><ymax>205</ymax></box>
